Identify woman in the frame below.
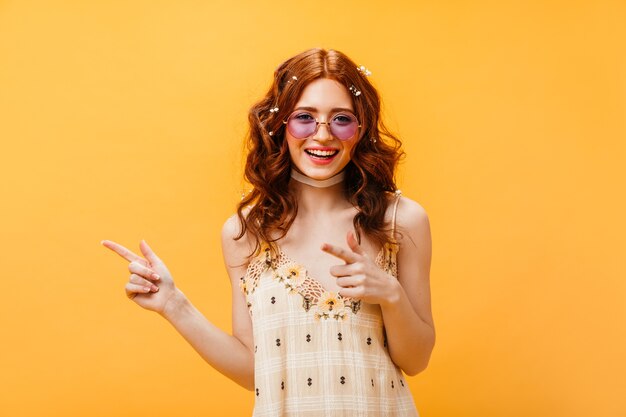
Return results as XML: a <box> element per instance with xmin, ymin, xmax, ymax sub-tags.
<box><xmin>102</xmin><ymin>48</ymin><xmax>434</xmax><ymax>416</ymax></box>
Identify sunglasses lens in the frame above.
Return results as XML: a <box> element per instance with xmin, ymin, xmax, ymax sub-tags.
<box><xmin>330</xmin><ymin>115</ymin><xmax>358</xmax><ymax>140</ymax></box>
<box><xmin>287</xmin><ymin>117</ymin><xmax>316</xmax><ymax>139</ymax></box>
<box><xmin>286</xmin><ymin>113</ymin><xmax>359</xmax><ymax>140</ymax></box>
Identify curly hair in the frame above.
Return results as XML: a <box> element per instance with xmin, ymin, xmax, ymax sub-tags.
<box><xmin>236</xmin><ymin>48</ymin><xmax>405</xmax><ymax>257</ymax></box>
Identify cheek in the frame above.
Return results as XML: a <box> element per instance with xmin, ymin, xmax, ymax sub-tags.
<box><xmin>286</xmin><ymin>136</ymin><xmax>298</xmax><ymax>151</ymax></box>
<box><xmin>285</xmin><ymin>137</ymin><xmax>303</xmax><ymax>159</ymax></box>
<box><xmin>341</xmin><ymin>140</ymin><xmax>358</xmax><ymax>158</ymax></box>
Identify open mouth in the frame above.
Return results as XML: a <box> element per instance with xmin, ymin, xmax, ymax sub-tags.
<box><xmin>305</xmin><ymin>149</ymin><xmax>339</xmax><ymax>159</ymax></box>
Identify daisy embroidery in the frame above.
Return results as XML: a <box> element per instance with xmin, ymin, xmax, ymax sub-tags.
<box><xmin>274</xmin><ymin>263</ymin><xmax>307</xmax><ymax>293</ymax></box>
<box><xmin>313</xmin><ymin>291</ymin><xmax>349</xmax><ymax>322</ymax></box>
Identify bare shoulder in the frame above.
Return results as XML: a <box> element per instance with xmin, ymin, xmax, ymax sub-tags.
<box><xmin>395</xmin><ymin>195</ymin><xmax>430</xmax><ymax>228</ymax></box>
<box><xmin>221</xmin><ymin>212</ymin><xmax>246</xmax><ymax>243</ymax></box>
<box><xmin>392</xmin><ymin>195</ymin><xmax>431</xmax><ymax>248</ymax></box>
<box><xmin>221</xmin><ymin>211</ymin><xmax>255</xmax><ymax>271</ymax></box>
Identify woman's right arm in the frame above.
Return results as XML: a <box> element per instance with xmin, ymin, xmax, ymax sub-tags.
<box><xmin>102</xmin><ymin>215</ymin><xmax>255</xmax><ymax>391</ymax></box>
<box><xmin>160</xmin><ymin>214</ymin><xmax>255</xmax><ymax>390</ymax></box>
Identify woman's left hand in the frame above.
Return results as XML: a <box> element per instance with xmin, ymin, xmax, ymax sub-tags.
<box><xmin>321</xmin><ymin>231</ymin><xmax>400</xmax><ymax>307</ymax></box>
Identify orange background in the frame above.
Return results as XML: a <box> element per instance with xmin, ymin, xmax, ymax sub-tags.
<box><xmin>1</xmin><ymin>1</ymin><xmax>624</xmax><ymax>416</ymax></box>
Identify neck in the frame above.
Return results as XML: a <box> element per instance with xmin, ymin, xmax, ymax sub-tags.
<box><xmin>288</xmin><ymin>169</ymin><xmax>351</xmax><ymax>214</ymax></box>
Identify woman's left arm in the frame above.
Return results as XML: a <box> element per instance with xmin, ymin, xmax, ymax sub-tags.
<box><xmin>378</xmin><ymin>197</ymin><xmax>435</xmax><ymax>376</ymax></box>
<box><xmin>322</xmin><ymin>197</ymin><xmax>435</xmax><ymax>376</ymax></box>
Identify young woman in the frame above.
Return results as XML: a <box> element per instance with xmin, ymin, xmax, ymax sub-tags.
<box><xmin>102</xmin><ymin>48</ymin><xmax>434</xmax><ymax>416</ymax></box>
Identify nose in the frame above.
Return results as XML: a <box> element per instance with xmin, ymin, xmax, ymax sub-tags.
<box><xmin>313</xmin><ymin>121</ymin><xmax>332</xmax><ymax>141</ymax></box>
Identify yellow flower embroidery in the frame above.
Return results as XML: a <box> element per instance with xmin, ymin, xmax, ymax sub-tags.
<box><xmin>384</xmin><ymin>242</ymin><xmax>399</xmax><ymax>275</ymax></box>
<box><xmin>256</xmin><ymin>242</ymin><xmax>272</xmax><ymax>265</ymax></box>
<box><xmin>274</xmin><ymin>263</ymin><xmax>307</xmax><ymax>293</ymax></box>
<box><xmin>317</xmin><ymin>291</ymin><xmax>341</xmax><ymax>312</ymax></box>
<box><xmin>239</xmin><ymin>277</ymin><xmax>248</xmax><ymax>294</ymax></box>
<box><xmin>386</xmin><ymin>241</ymin><xmax>399</xmax><ymax>255</ymax></box>
<box><xmin>257</xmin><ymin>247</ymin><xmax>360</xmax><ymax>320</ymax></box>
<box><xmin>313</xmin><ymin>291</ymin><xmax>349</xmax><ymax>321</ymax></box>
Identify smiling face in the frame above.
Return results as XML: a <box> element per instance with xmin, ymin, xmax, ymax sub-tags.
<box><xmin>285</xmin><ymin>78</ymin><xmax>360</xmax><ymax>181</ymax></box>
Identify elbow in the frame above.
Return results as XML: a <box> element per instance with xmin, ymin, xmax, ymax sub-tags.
<box><xmin>244</xmin><ymin>367</ymin><xmax>256</xmax><ymax>392</ymax></box>
<box><xmin>235</xmin><ymin>357</ymin><xmax>255</xmax><ymax>391</ymax></box>
<box><xmin>241</xmin><ymin>352</ymin><xmax>256</xmax><ymax>391</ymax></box>
<box><xmin>240</xmin><ymin>374</ymin><xmax>255</xmax><ymax>391</ymax></box>
<box><xmin>404</xmin><ymin>338</ymin><xmax>435</xmax><ymax>377</ymax></box>
<box><xmin>403</xmin><ymin>358</ymin><xmax>430</xmax><ymax>377</ymax></box>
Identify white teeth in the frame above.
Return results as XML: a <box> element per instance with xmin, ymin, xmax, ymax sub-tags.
<box><xmin>306</xmin><ymin>149</ymin><xmax>338</xmax><ymax>157</ymax></box>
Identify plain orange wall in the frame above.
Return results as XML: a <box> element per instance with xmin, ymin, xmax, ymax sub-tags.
<box><xmin>1</xmin><ymin>1</ymin><xmax>624</xmax><ymax>416</ymax></box>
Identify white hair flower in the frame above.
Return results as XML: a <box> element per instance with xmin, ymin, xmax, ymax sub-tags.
<box><xmin>357</xmin><ymin>65</ymin><xmax>372</xmax><ymax>77</ymax></box>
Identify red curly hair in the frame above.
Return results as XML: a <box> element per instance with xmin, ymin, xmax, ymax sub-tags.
<box><xmin>236</xmin><ymin>48</ymin><xmax>405</xmax><ymax>256</ymax></box>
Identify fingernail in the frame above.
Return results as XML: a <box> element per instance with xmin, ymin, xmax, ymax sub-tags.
<box><xmin>151</xmin><ymin>285</ymin><xmax>159</xmax><ymax>292</ymax></box>
<box><xmin>144</xmin><ymin>287</ymin><xmax>151</xmax><ymax>292</ymax></box>
<box><xmin>152</xmin><ymin>273</ymin><xmax>160</xmax><ymax>280</ymax></box>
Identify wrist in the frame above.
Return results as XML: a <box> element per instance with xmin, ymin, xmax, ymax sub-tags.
<box><xmin>381</xmin><ymin>278</ymin><xmax>402</xmax><ymax>309</ymax></box>
<box><xmin>160</xmin><ymin>288</ymin><xmax>189</xmax><ymax>321</ymax></box>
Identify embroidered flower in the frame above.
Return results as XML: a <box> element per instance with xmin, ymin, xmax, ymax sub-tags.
<box><xmin>313</xmin><ymin>291</ymin><xmax>349</xmax><ymax>321</ymax></box>
<box><xmin>239</xmin><ymin>277</ymin><xmax>248</xmax><ymax>295</ymax></box>
<box><xmin>383</xmin><ymin>242</ymin><xmax>399</xmax><ymax>275</ymax></box>
<box><xmin>257</xmin><ymin>248</ymin><xmax>363</xmax><ymax>320</ymax></box>
<box><xmin>256</xmin><ymin>242</ymin><xmax>272</xmax><ymax>265</ymax></box>
<box><xmin>386</xmin><ymin>241</ymin><xmax>399</xmax><ymax>255</ymax></box>
<box><xmin>274</xmin><ymin>263</ymin><xmax>307</xmax><ymax>293</ymax></box>
<box><xmin>317</xmin><ymin>291</ymin><xmax>341</xmax><ymax>312</ymax></box>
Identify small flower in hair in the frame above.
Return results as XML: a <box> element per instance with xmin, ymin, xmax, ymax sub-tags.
<box><xmin>357</xmin><ymin>65</ymin><xmax>372</xmax><ymax>76</ymax></box>
<box><xmin>268</xmin><ymin>131</ymin><xmax>274</xmax><ymax>136</ymax></box>
<box><xmin>349</xmin><ymin>85</ymin><xmax>361</xmax><ymax>97</ymax></box>
<box><xmin>269</xmin><ymin>106</ymin><xmax>279</xmax><ymax>113</ymax></box>
<box><xmin>292</xmin><ymin>76</ymin><xmax>298</xmax><ymax>81</ymax></box>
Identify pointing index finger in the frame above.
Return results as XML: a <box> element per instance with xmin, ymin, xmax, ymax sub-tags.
<box><xmin>101</xmin><ymin>240</ymin><xmax>146</xmax><ymax>264</ymax></box>
<box><xmin>321</xmin><ymin>243</ymin><xmax>358</xmax><ymax>264</ymax></box>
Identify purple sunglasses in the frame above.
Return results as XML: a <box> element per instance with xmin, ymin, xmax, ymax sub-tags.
<box><xmin>283</xmin><ymin>110</ymin><xmax>361</xmax><ymax>141</ymax></box>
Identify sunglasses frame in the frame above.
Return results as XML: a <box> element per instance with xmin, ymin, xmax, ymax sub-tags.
<box><xmin>282</xmin><ymin>110</ymin><xmax>362</xmax><ymax>141</ymax></box>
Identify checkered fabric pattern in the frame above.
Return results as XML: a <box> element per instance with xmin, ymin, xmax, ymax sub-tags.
<box><xmin>240</xmin><ymin>193</ymin><xmax>420</xmax><ymax>417</ymax></box>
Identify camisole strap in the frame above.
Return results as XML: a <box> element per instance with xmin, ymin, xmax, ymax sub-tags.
<box><xmin>391</xmin><ymin>190</ymin><xmax>402</xmax><ymax>243</ymax></box>
<box><xmin>378</xmin><ymin>190</ymin><xmax>402</xmax><ymax>277</ymax></box>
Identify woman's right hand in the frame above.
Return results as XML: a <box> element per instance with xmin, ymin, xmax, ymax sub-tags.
<box><xmin>101</xmin><ymin>239</ymin><xmax>177</xmax><ymax>315</ymax></box>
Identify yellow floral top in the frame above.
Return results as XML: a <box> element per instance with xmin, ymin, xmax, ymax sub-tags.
<box><xmin>239</xmin><ymin>191</ymin><xmax>419</xmax><ymax>417</ymax></box>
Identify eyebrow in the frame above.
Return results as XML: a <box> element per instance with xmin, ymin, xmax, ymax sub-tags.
<box><xmin>293</xmin><ymin>106</ymin><xmax>355</xmax><ymax>113</ymax></box>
